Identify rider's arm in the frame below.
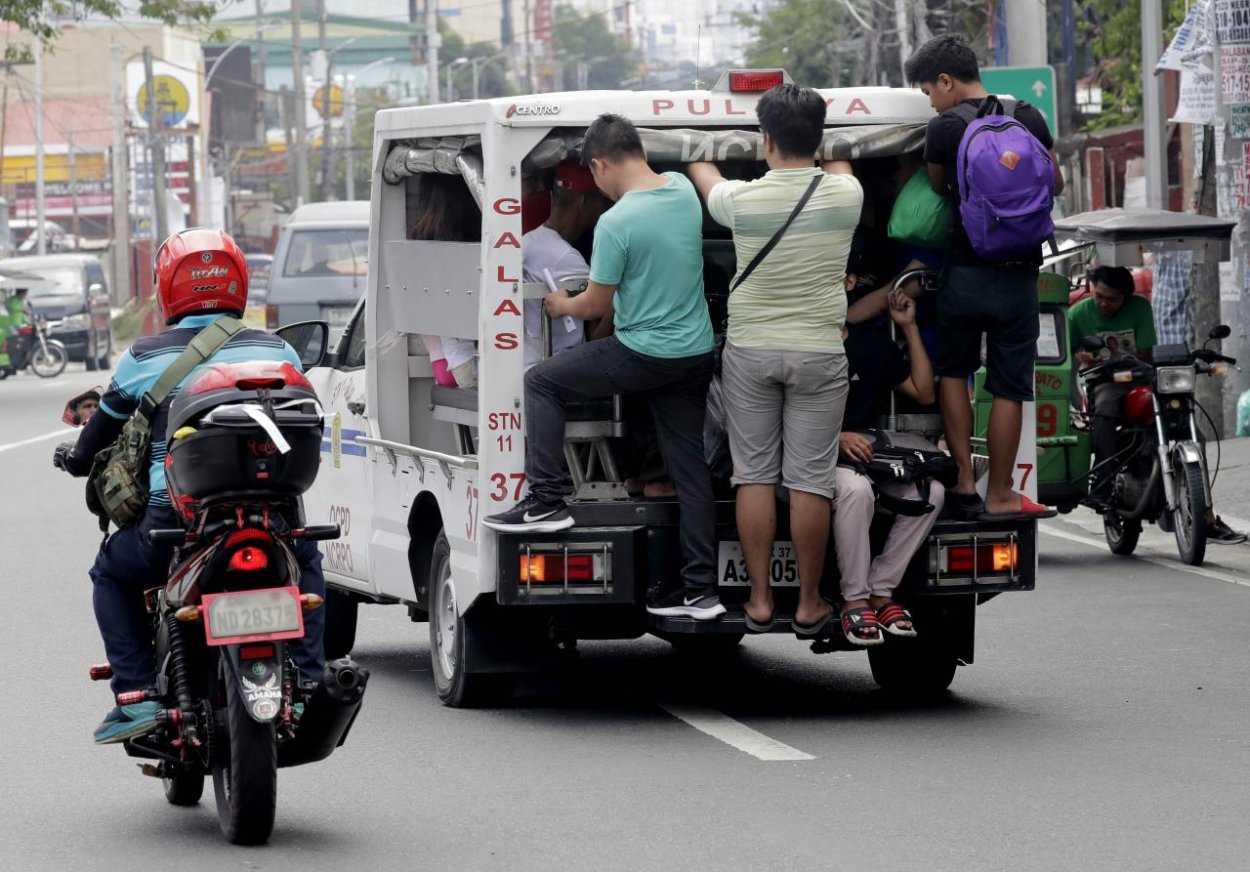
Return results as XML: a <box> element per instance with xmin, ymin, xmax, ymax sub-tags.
<box><xmin>686</xmin><ymin>161</ymin><xmax>724</xmax><ymax>201</ymax></box>
<box><xmin>845</xmin><ymin>260</ymin><xmax>927</xmax><ymax>325</ymax></box>
<box><xmin>1051</xmin><ymin>150</ymin><xmax>1065</xmax><ymax>195</ymax></box>
<box><xmin>821</xmin><ymin>160</ymin><xmax>854</xmax><ymax>176</ymax></box>
<box><xmin>889</xmin><ymin>296</ymin><xmax>936</xmax><ymax>405</ymax></box>
<box><xmin>548</xmin><ymin>281</ymin><xmax>615</xmax><ymax>320</ymax></box>
<box><xmin>63</xmin><ymin>405</ymin><xmax>125</xmax><ymax>475</ymax></box>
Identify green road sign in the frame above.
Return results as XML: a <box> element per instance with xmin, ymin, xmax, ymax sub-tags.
<box><xmin>981</xmin><ymin>65</ymin><xmax>1057</xmax><ymax>135</ymax></box>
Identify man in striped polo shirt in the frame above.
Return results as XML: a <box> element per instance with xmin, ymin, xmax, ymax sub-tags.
<box><xmin>688</xmin><ymin>83</ymin><xmax>863</xmax><ymax>636</ymax></box>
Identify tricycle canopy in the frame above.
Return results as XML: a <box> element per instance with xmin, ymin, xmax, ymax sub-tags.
<box><xmin>1053</xmin><ymin>208</ymin><xmax>1236</xmax><ymax>266</ymax></box>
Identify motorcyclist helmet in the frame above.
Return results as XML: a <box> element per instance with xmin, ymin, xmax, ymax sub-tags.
<box><xmin>155</xmin><ymin>228</ymin><xmax>249</xmax><ymax>324</ymax></box>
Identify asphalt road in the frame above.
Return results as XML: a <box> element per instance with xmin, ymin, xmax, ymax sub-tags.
<box><xmin>3</xmin><ymin>367</ymin><xmax>1250</xmax><ymax>871</ymax></box>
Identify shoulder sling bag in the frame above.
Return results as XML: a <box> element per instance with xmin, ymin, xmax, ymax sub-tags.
<box><xmin>730</xmin><ymin>173</ymin><xmax>823</xmax><ymax>292</ymax></box>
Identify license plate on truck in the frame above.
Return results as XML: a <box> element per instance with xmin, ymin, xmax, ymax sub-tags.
<box><xmin>717</xmin><ymin>542</ymin><xmax>799</xmax><ymax>587</ymax></box>
<box><xmin>200</xmin><ymin>587</ymin><xmax>305</xmax><ymax>646</ymax></box>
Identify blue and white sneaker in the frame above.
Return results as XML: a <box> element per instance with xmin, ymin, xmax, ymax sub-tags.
<box><xmin>93</xmin><ymin>700</ymin><xmax>162</xmax><ymax>745</ymax></box>
<box><xmin>482</xmin><ymin>495</ymin><xmax>574</xmax><ymax>533</ymax></box>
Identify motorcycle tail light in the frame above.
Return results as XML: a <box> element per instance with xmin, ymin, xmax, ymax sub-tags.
<box><xmin>228</xmin><ymin>546</ymin><xmax>270</xmax><ymax>572</ymax></box>
<box><xmin>1125</xmin><ymin>386</ymin><xmax>1155</xmax><ymax>424</ymax></box>
<box><xmin>1156</xmin><ymin>365</ymin><xmax>1196</xmax><ymax>394</ymax></box>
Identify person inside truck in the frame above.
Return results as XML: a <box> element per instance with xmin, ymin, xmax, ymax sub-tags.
<box><xmin>833</xmin><ymin>269</ymin><xmax>942</xmax><ymax>645</ymax></box>
<box><xmin>50</xmin><ymin>229</ymin><xmax>329</xmax><ymax>744</ymax></box>
<box><xmin>521</xmin><ymin>159</ymin><xmax>611</xmax><ymax>370</ymax></box>
<box><xmin>1070</xmin><ymin>265</ymin><xmax>1245</xmax><ymax>543</ymax></box>
<box><xmin>483</xmin><ymin>113</ymin><xmax>724</xmax><ymax>621</ymax></box>
<box><xmin>686</xmin><ymin>83</ymin><xmax>862</xmax><ymax>634</ymax></box>
<box><xmin>411</xmin><ymin>173</ymin><xmax>483</xmax><ymax>388</ymax></box>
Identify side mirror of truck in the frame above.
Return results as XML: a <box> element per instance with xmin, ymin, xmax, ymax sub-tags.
<box><xmin>277</xmin><ymin>320</ymin><xmax>330</xmax><ymax>369</ymax></box>
<box><xmin>1080</xmin><ymin>334</ymin><xmax>1106</xmax><ymax>353</ymax></box>
<box><xmin>1209</xmin><ymin>324</ymin><xmax>1232</xmax><ymax>340</ymax></box>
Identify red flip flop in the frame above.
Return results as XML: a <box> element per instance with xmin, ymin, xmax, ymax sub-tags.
<box><xmin>978</xmin><ymin>495</ymin><xmax>1057</xmax><ymax>522</ymax></box>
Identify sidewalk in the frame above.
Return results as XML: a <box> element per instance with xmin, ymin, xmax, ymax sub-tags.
<box><xmin>1209</xmin><ymin>436</ymin><xmax>1250</xmax><ymax>527</ymax></box>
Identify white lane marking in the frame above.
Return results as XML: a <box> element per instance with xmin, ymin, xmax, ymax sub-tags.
<box><xmin>1041</xmin><ymin>525</ymin><xmax>1250</xmax><ymax>589</ymax></box>
<box><xmin>659</xmin><ymin>703</ymin><xmax>815</xmax><ymax>761</ymax></box>
<box><xmin>0</xmin><ymin>428</ymin><xmax>75</xmax><ymax>455</ymax></box>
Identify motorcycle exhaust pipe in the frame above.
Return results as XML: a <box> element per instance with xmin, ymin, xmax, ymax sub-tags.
<box><xmin>277</xmin><ymin>657</ymin><xmax>369</xmax><ymax>769</ymax></box>
<box><xmin>1119</xmin><ymin>457</ymin><xmax>1162</xmax><ymax>521</ymax></box>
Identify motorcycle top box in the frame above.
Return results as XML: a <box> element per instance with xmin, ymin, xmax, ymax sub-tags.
<box><xmin>165</xmin><ymin>361</ymin><xmax>323</xmax><ymax>512</ymax></box>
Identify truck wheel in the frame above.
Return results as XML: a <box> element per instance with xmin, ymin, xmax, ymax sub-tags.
<box><xmin>867</xmin><ymin>637</ymin><xmax>958</xmax><ymax>697</ymax></box>
<box><xmin>1104</xmin><ymin>513</ymin><xmax>1141</xmax><ymax>556</ymax></box>
<box><xmin>428</xmin><ymin>531</ymin><xmax>514</xmax><ymax>707</ymax></box>
<box><xmin>323</xmin><ymin>588</ymin><xmax>359</xmax><ymax>660</ymax></box>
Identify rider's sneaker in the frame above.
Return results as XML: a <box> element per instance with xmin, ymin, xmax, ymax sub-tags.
<box><xmin>1209</xmin><ymin>516</ymin><xmax>1248</xmax><ymax>545</ymax></box>
<box><xmin>93</xmin><ymin>700</ymin><xmax>162</xmax><ymax>745</ymax></box>
<box><xmin>645</xmin><ymin>588</ymin><xmax>727</xmax><ymax>621</ymax></box>
<box><xmin>482</xmin><ymin>495</ymin><xmax>574</xmax><ymax>533</ymax></box>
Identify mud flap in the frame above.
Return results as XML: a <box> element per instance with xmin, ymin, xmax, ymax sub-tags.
<box><xmin>220</xmin><ymin>644</ymin><xmax>285</xmax><ymax>723</ymax></box>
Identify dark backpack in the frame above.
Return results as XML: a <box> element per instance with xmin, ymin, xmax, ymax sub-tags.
<box><xmin>838</xmin><ymin>430</ymin><xmax>958</xmax><ymax>516</ymax></box>
<box><xmin>952</xmin><ymin>97</ymin><xmax>1055</xmax><ymax>261</ymax></box>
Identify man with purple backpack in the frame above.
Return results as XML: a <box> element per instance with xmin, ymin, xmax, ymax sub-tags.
<box><xmin>905</xmin><ymin>35</ymin><xmax>1064</xmax><ymax>521</ymax></box>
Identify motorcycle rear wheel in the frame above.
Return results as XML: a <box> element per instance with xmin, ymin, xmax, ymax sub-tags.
<box><xmin>211</xmin><ymin>661</ymin><xmax>277</xmax><ymax>845</ymax></box>
<box><xmin>1172</xmin><ymin>461</ymin><xmax>1208</xmax><ymax>567</ymax></box>
<box><xmin>30</xmin><ymin>342</ymin><xmax>67</xmax><ymax>378</ymax></box>
<box><xmin>1103</xmin><ymin>512</ymin><xmax>1142</xmax><ymax>556</ymax></box>
<box><xmin>163</xmin><ymin>768</ymin><xmax>205</xmax><ymax>806</ymax></box>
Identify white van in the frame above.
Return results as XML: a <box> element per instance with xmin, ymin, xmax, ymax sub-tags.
<box><xmin>278</xmin><ymin>73</ymin><xmax>1040</xmax><ymax>707</ymax></box>
<box><xmin>265</xmin><ymin>200</ymin><xmax>369</xmax><ymax>333</ymax></box>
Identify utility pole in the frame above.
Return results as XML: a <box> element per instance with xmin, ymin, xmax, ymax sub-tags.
<box><xmin>143</xmin><ymin>46</ymin><xmax>170</xmax><ymax>246</ymax></box>
<box><xmin>68</xmin><ymin>132</ymin><xmax>79</xmax><ymax>244</ymax></box>
<box><xmin>280</xmin><ymin>85</ymin><xmax>297</xmax><ymax>207</ymax></box>
<box><xmin>426</xmin><ymin>0</ymin><xmax>441</xmax><ymax>102</ymax></box>
<box><xmin>893</xmin><ymin>0</ymin><xmax>910</xmax><ymax>82</ymax></box>
<box><xmin>255</xmin><ymin>0</ymin><xmax>267</xmax><ymax>144</ymax></box>
<box><xmin>317</xmin><ymin>0</ymin><xmax>332</xmax><ymax>199</ymax></box>
<box><xmin>1141</xmin><ymin>0</ymin><xmax>1167</xmax><ymax>209</ymax></box>
<box><xmin>523</xmin><ymin>0</ymin><xmax>533</xmax><ymax>93</ymax></box>
<box><xmin>108</xmin><ymin>47</ymin><xmax>133</xmax><ymax>299</ymax></box>
<box><xmin>291</xmin><ymin>0</ymin><xmax>311</xmax><ymax>205</ymax></box>
<box><xmin>345</xmin><ymin>75</ymin><xmax>356</xmax><ymax>201</ymax></box>
<box><xmin>34</xmin><ymin>32</ymin><xmax>46</xmax><ymax>256</ymax></box>
<box><xmin>1003</xmin><ymin>0</ymin><xmax>1047</xmax><ymax>67</ymax></box>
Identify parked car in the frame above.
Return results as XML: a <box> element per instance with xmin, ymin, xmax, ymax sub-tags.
<box><xmin>244</xmin><ymin>253</ymin><xmax>274</xmax><ymax>302</ymax></box>
<box><xmin>0</xmin><ymin>253</ymin><xmax>112</xmax><ymax>370</ymax></box>
<box><xmin>265</xmin><ymin>201</ymin><xmax>369</xmax><ymax>333</ymax></box>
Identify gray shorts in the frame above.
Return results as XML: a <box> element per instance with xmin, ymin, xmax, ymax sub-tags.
<box><xmin>721</xmin><ymin>344</ymin><xmax>849</xmax><ymax>498</ymax></box>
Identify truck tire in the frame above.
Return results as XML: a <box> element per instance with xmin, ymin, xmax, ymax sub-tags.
<box><xmin>323</xmin><ymin>588</ymin><xmax>359</xmax><ymax>660</ymax></box>
<box><xmin>428</xmin><ymin>531</ymin><xmax>514</xmax><ymax>707</ymax></box>
<box><xmin>867</xmin><ymin>636</ymin><xmax>958</xmax><ymax>696</ymax></box>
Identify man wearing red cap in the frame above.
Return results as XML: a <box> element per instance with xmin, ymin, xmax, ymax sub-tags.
<box><xmin>521</xmin><ymin>160</ymin><xmax>610</xmax><ymax>368</ymax></box>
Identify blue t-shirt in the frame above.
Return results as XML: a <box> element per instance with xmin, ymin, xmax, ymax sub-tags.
<box><xmin>100</xmin><ymin>314</ymin><xmax>303</xmax><ymax>507</ymax></box>
<box><xmin>588</xmin><ymin>172</ymin><xmax>713</xmax><ymax>359</ymax></box>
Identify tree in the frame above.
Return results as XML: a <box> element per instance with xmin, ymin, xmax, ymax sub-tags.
<box><xmin>440</xmin><ymin>22</ymin><xmax>514</xmax><ymax>100</ymax></box>
<box><xmin>4</xmin><ymin>0</ymin><xmax>219</xmax><ymax>61</ymax></box>
<box><xmin>1076</xmin><ymin>0</ymin><xmax>1189</xmax><ymax>131</ymax></box>
<box><xmin>551</xmin><ymin>3</ymin><xmax>637</xmax><ymax>90</ymax></box>
<box><xmin>738</xmin><ymin>0</ymin><xmax>854</xmax><ymax>88</ymax></box>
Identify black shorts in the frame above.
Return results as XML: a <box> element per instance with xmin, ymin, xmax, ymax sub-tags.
<box><xmin>935</xmin><ymin>264</ymin><xmax>1039</xmax><ymax>401</ymax></box>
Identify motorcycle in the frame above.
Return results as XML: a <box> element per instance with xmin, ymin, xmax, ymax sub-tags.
<box><xmin>71</xmin><ymin>361</ymin><xmax>368</xmax><ymax>844</ymax></box>
<box><xmin>1077</xmin><ymin>325</ymin><xmax>1236</xmax><ymax>567</ymax></box>
<box><xmin>7</xmin><ymin>314</ymin><xmax>68</xmax><ymax>378</ymax></box>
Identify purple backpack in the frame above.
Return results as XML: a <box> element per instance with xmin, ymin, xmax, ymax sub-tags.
<box><xmin>952</xmin><ymin>97</ymin><xmax>1055</xmax><ymax>261</ymax></box>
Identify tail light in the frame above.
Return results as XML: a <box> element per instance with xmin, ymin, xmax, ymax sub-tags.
<box><xmin>228</xmin><ymin>546</ymin><xmax>270</xmax><ymax>572</ymax></box>
<box><xmin>266</xmin><ymin>304</ymin><xmax>279</xmax><ymax>330</ymax></box>
<box><xmin>727</xmin><ymin>70</ymin><xmax>785</xmax><ymax>92</ymax></box>
<box><xmin>520</xmin><ymin>552</ymin><xmax>595</xmax><ymax>583</ymax></box>
<box><xmin>932</xmin><ymin>536</ymin><xmax>1019</xmax><ymax>585</ymax></box>
<box><xmin>517</xmin><ymin>544</ymin><xmax>612</xmax><ymax>593</ymax></box>
<box><xmin>1124</xmin><ymin>385</ymin><xmax>1155</xmax><ymax>424</ymax></box>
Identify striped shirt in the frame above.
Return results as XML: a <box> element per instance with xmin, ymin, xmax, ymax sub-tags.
<box><xmin>99</xmin><ymin>314</ymin><xmax>302</xmax><ymax>507</ymax></box>
<box><xmin>707</xmin><ymin>167</ymin><xmax>863</xmax><ymax>353</ymax></box>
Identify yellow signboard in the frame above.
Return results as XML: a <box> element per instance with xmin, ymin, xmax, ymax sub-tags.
<box><xmin>313</xmin><ymin>84</ymin><xmax>345</xmax><ymax>119</ymax></box>
<box><xmin>137</xmin><ymin>74</ymin><xmax>192</xmax><ymax>127</ymax></box>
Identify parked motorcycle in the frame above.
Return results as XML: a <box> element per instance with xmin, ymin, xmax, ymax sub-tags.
<box><xmin>6</xmin><ymin>314</ymin><xmax>68</xmax><ymax>378</ymax></box>
<box><xmin>74</xmin><ymin>361</ymin><xmax>368</xmax><ymax>844</ymax></box>
<box><xmin>1077</xmin><ymin>325</ymin><xmax>1236</xmax><ymax>567</ymax></box>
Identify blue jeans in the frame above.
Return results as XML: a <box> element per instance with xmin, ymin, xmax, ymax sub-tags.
<box><xmin>89</xmin><ymin>506</ymin><xmax>327</xmax><ymax>695</ymax></box>
<box><xmin>525</xmin><ymin>335</ymin><xmax>717</xmax><ymax>594</ymax></box>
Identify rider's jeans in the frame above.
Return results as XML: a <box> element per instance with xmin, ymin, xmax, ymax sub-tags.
<box><xmin>89</xmin><ymin>506</ymin><xmax>327</xmax><ymax>696</ymax></box>
<box><xmin>1091</xmin><ymin>382</ymin><xmax>1130</xmax><ymax>484</ymax></box>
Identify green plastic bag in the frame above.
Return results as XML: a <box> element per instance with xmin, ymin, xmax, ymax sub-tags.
<box><xmin>1237</xmin><ymin>389</ymin><xmax>1250</xmax><ymax>437</ymax></box>
<box><xmin>887</xmin><ymin>169</ymin><xmax>952</xmax><ymax>250</ymax></box>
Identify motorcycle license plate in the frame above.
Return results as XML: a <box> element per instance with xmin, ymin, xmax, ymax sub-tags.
<box><xmin>200</xmin><ymin>586</ymin><xmax>305</xmax><ymax>646</ymax></box>
<box><xmin>717</xmin><ymin>541</ymin><xmax>799</xmax><ymax>587</ymax></box>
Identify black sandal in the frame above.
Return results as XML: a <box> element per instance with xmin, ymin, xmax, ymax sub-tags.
<box><xmin>947</xmin><ymin>491</ymin><xmax>985</xmax><ymax>521</ymax></box>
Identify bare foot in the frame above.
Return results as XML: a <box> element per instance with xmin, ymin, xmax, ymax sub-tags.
<box><xmin>744</xmin><ymin>598</ymin><xmax>774</xmax><ymax>625</ymax></box>
<box><xmin>794</xmin><ymin>600</ymin><xmax>834</xmax><ymax>629</ymax></box>
<box><xmin>984</xmin><ymin>491</ymin><xmax>1024</xmax><ymax>514</ymax></box>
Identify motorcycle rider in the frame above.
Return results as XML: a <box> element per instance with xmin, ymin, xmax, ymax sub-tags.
<box><xmin>1071</xmin><ymin>265</ymin><xmax>1245</xmax><ymax>544</ymax></box>
<box><xmin>2</xmin><ymin>287</ymin><xmax>31</xmax><ymax>376</ymax></box>
<box><xmin>53</xmin><ymin>229</ymin><xmax>328</xmax><ymax>743</ymax></box>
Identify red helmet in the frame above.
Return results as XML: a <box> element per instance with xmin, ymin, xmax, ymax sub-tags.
<box><xmin>155</xmin><ymin>228</ymin><xmax>249</xmax><ymax>324</ymax></box>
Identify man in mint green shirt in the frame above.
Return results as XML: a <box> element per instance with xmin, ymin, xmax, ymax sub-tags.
<box><xmin>483</xmin><ymin>113</ymin><xmax>725</xmax><ymax>620</ymax></box>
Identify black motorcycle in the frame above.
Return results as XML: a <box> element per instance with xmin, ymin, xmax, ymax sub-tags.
<box><xmin>1077</xmin><ymin>325</ymin><xmax>1236</xmax><ymax>567</ymax></box>
<box><xmin>78</xmin><ymin>361</ymin><xmax>368</xmax><ymax>844</ymax></box>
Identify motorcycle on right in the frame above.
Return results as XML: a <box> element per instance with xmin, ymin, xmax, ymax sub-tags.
<box><xmin>1078</xmin><ymin>325</ymin><xmax>1236</xmax><ymax>567</ymax></box>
